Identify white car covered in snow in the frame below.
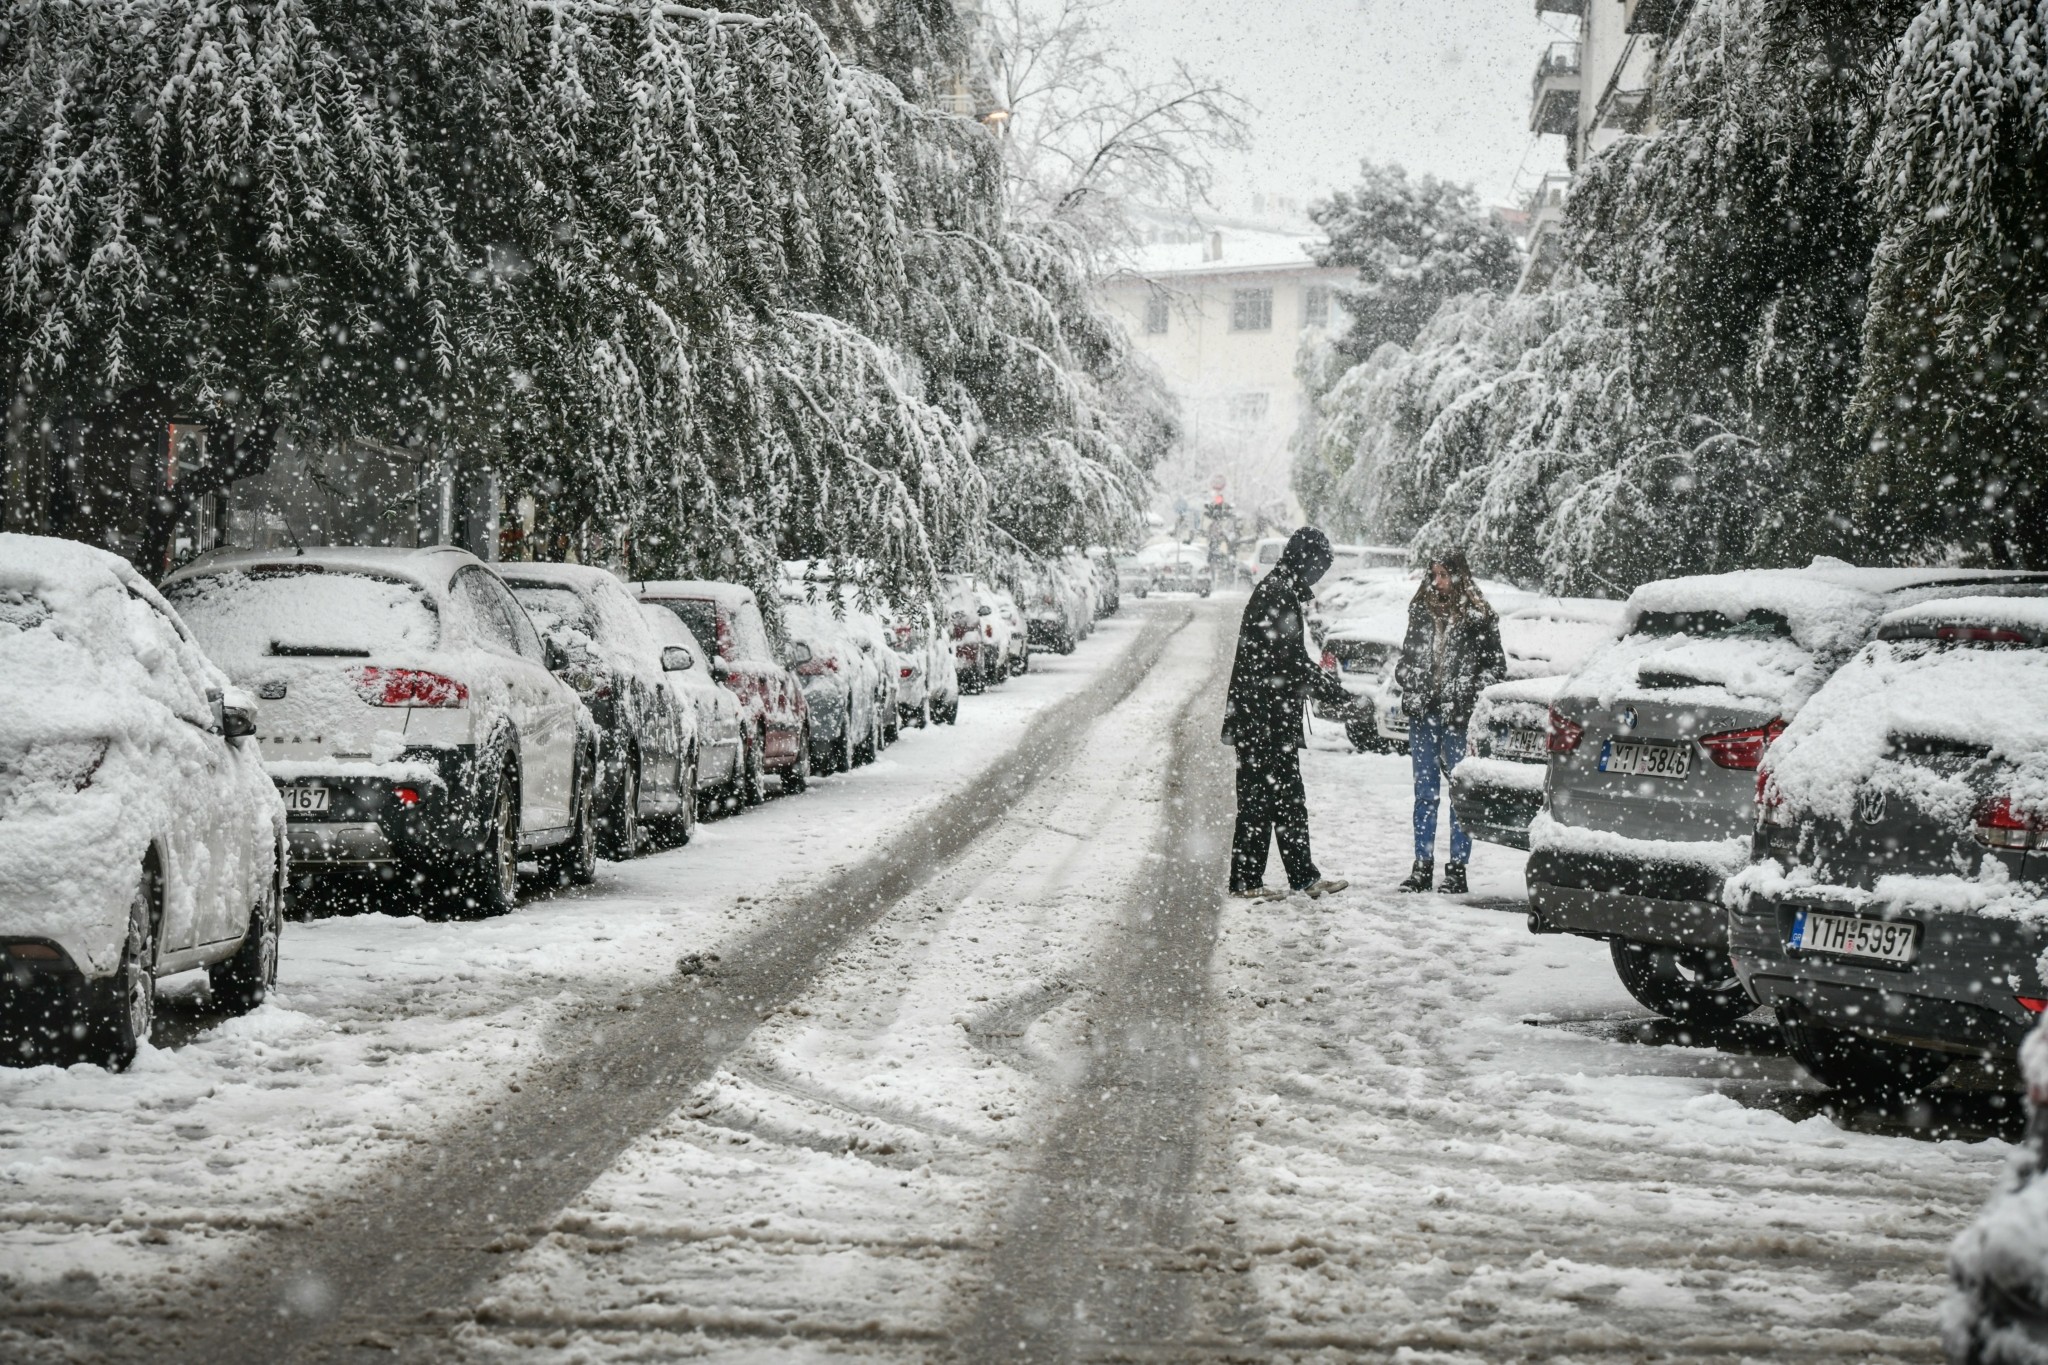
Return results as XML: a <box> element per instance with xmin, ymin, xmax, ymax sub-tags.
<box><xmin>164</xmin><ymin>546</ymin><xmax>598</xmax><ymax>917</ymax></box>
<box><xmin>0</xmin><ymin>534</ymin><xmax>285</xmax><ymax>1069</ymax></box>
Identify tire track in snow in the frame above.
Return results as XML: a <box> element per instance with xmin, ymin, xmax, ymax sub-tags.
<box><xmin>68</xmin><ymin>603</ymin><xmax>1197</xmax><ymax>1365</ymax></box>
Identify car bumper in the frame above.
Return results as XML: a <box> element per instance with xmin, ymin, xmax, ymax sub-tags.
<box><xmin>1449</xmin><ymin>757</ymin><xmax>1545</xmax><ymax>851</ymax></box>
<box><xmin>274</xmin><ymin>747</ymin><xmax>487</xmax><ymax>870</ymax></box>
<box><xmin>1729</xmin><ymin>887</ymin><xmax>2048</xmax><ymax>1059</ymax></box>
<box><xmin>1525</xmin><ymin>847</ymin><xmax>1731</xmax><ymax>948</ymax></box>
<box><xmin>0</xmin><ymin>942</ymin><xmax>122</xmax><ymax>1047</ymax></box>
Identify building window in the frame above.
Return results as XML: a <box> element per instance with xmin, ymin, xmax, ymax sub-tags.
<box><xmin>1228</xmin><ymin>392</ymin><xmax>1270</xmax><ymax>424</ymax></box>
<box><xmin>1229</xmin><ymin>288</ymin><xmax>1273</xmax><ymax>332</ymax></box>
<box><xmin>1143</xmin><ymin>293</ymin><xmax>1169</xmax><ymax>335</ymax></box>
<box><xmin>1302</xmin><ymin>285</ymin><xmax>1331</xmax><ymax>329</ymax></box>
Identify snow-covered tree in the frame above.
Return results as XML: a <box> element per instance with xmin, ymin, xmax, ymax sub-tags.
<box><xmin>1308</xmin><ymin>162</ymin><xmax>1520</xmax><ymax>368</ymax></box>
<box><xmin>1856</xmin><ymin>0</ymin><xmax>2048</xmax><ymax>567</ymax></box>
<box><xmin>0</xmin><ymin>0</ymin><xmax>1154</xmax><ymax>604</ymax></box>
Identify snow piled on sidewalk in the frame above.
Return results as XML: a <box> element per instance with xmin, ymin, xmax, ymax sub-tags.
<box><xmin>0</xmin><ymin>614</ymin><xmax>1147</xmax><ymax>1315</ymax></box>
<box><xmin>1205</xmin><ymin>739</ymin><xmax>2010</xmax><ymax>1361</ymax></box>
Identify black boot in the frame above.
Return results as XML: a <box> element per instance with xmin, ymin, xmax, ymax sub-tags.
<box><xmin>1397</xmin><ymin>859</ymin><xmax>1434</xmax><ymax>893</ymax></box>
<box><xmin>1440</xmin><ymin>861</ymin><xmax>1468</xmax><ymax>895</ymax></box>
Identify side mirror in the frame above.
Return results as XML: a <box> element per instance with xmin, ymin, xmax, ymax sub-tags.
<box><xmin>977</xmin><ymin>604</ymin><xmax>992</xmax><ymax>617</ymax></box>
<box><xmin>543</xmin><ymin>636</ymin><xmax>570</xmax><ymax>673</ymax></box>
<box><xmin>220</xmin><ymin>687</ymin><xmax>259</xmax><ymax>740</ymax></box>
<box><xmin>661</xmin><ymin>645</ymin><xmax>694</xmax><ymax>672</ymax></box>
<box><xmin>784</xmin><ymin>641</ymin><xmax>813</xmax><ymax>668</ymax></box>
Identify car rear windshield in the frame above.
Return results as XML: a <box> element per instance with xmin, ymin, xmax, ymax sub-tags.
<box><xmin>1629</xmin><ymin>607</ymin><xmax>1793</xmax><ymax>641</ymax></box>
<box><xmin>506</xmin><ymin>585</ymin><xmax>594</xmax><ymax>639</ymax></box>
<box><xmin>1258</xmin><ymin>543</ymin><xmax>1282</xmax><ymax>564</ymax></box>
<box><xmin>0</xmin><ymin>589</ymin><xmax>51</xmax><ymax>637</ymax></box>
<box><xmin>1328</xmin><ymin>639</ymin><xmax>1392</xmax><ymax>672</ymax></box>
<box><xmin>167</xmin><ymin>567</ymin><xmax>439</xmax><ymax>661</ymax></box>
<box><xmin>648</xmin><ymin>599</ymin><xmax>722</xmax><ymax>657</ymax></box>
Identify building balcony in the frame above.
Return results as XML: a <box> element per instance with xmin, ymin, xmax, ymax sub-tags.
<box><xmin>1535</xmin><ymin>0</ymin><xmax>1584</xmax><ymax>14</ymax></box>
<box><xmin>1516</xmin><ymin>174</ymin><xmax>1574</xmax><ymax>294</ymax></box>
<box><xmin>1530</xmin><ymin>42</ymin><xmax>1582</xmax><ymax>137</ymax></box>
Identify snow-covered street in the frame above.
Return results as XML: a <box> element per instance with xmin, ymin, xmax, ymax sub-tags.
<box><xmin>0</xmin><ymin>597</ymin><xmax>2016</xmax><ymax>1363</ymax></box>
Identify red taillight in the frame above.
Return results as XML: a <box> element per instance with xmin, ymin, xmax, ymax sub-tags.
<box><xmin>351</xmin><ymin>667</ymin><xmax>468</xmax><ymax>708</ymax></box>
<box><xmin>984</xmin><ymin>624</ymin><xmax>995</xmax><ymax>639</ymax></box>
<box><xmin>1546</xmin><ymin>707</ymin><xmax>1584</xmax><ymax>754</ymax></box>
<box><xmin>1319</xmin><ymin>649</ymin><xmax>1337</xmax><ymax>673</ymax></box>
<box><xmin>950</xmin><ymin>620</ymin><xmax>969</xmax><ymax>640</ymax></box>
<box><xmin>392</xmin><ymin>786</ymin><xmax>422</xmax><ymax>807</ymax></box>
<box><xmin>1755</xmin><ymin>770</ymin><xmax>1791</xmax><ymax>825</ymax></box>
<box><xmin>899</xmin><ymin>666</ymin><xmax>914</xmax><ymax>679</ymax></box>
<box><xmin>2019</xmin><ymin>996</ymin><xmax>2048</xmax><ymax>1014</ymax></box>
<box><xmin>1975</xmin><ymin>796</ymin><xmax>2046</xmax><ymax>850</ymax></box>
<box><xmin>1699</xmin><ymin>719</ymin><xmax>1786</xmax><ymax>770</ymax></box>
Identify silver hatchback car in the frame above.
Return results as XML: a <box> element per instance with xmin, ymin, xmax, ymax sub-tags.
<box><xmin>1528</xmin><ymin>563</ymin><xmax>2048</xmax><ymax>1024</ymax></box>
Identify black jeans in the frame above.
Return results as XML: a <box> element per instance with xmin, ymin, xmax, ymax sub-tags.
<box><xmin>1231</xmin><ymin>741</ymin><xmax>1318</xmax><ymax>892</ymax></box>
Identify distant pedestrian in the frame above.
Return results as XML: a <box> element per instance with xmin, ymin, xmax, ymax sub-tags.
<box><xmin>1395</xmin><ymin>551</ymin><xmax>1505</xmax><ymax>895</ymax></box>
<box><xmin>1221</xmin><ymin>526</ymin><xmax>1358</xmax><ymax>901</ymax></box>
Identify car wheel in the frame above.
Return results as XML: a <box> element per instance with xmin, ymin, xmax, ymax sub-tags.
<box><xmin>782</xmin><ymin>726</ymin><xmax>812</xmax><ymax>793</ymax></box>
<box><xmin>854</xmin><ymin>713</ymin><xmax>876</xmax><ymax>767</ymax></box>
<box><xmin>740</xmin><ymin>729</ymin><xmax>767</xmax><ymax>806</ymax></box>
<box><xmin>1779</xmin><ymin>1013</ymin><xmax>1954</xmax><ymax>1099</ymax></box>
<box><xmin>209</xmin><ymin>875</ymin><xmax>282</xmax><ymax>1015</ymax></box>
<box><xmin>455</xmin><ymin>766</ymin><xmax>521</xmax><ymax>918</ymax></box>
<box><xmin>1343</xmin><ymin>717</ymin><xmax>1378</xmax><ymax>753</ymax></box>
<box><xmin>1608</xmin><ymin>939</ymin><xmax>1755</xmax><ymax>1026</ymax></box>
<box><xmin>1015</xmin><ymin>649</ymin><xmax>1030</xmax><ymax>675</ymax></box>
<box><xmin>88</xmin><ymin>865</ymin><xmax>160</xmax><ymax>1070</ymax></box>
<box><xmin>941</xmin><ymin>698</ymin><xmax>959</xmax><ymax>725</ymax></box>
<box><xmin>601</xmin><ymin>754</ymin><xmax>642</xmax><ymax>861</ymax></box>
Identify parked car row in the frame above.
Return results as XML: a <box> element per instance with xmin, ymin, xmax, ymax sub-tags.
<box><xmin>0</xmin><ymin>532</ymin><xmax>1066</xmax><ymax>1070</ymax></box>
<box><xmin>1402</xmin><ymin>558</ymin><xmax>2048</xmax><ymax>1102</ymax></box>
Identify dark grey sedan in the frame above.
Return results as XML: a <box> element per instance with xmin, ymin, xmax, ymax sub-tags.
<box><xmin>1727</xmin><ymin>595</ymin><xmax>2048</xmax><ymax>1097</ymax></box>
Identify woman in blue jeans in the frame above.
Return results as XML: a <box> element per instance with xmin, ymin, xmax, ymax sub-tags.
<box><xmin>1393</xmin><ymin>552</ymin><xmax>1504</xmax><ymax>894</ymax></box>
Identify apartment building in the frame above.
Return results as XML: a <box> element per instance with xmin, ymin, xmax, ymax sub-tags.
<box><xmin>1521</xmin><ymin>0</ymin><xmax>1693</xmax><ymax>291</ymax></box>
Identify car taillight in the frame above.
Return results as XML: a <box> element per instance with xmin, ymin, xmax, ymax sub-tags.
<box><xmin>795</xmin><ymin>657</ymin><xmax>828</xmax><ymax>677</ymax></box>
<box><xmin>1699</xmin><ymin>719</ymin><xmax>1786</xmax><ymax>770</ymax></box>
<box><xmin>392</xmin><ymin>785</ymin><xmax>422</xmax><ymax>807</ymax></box>
<box><xmin>899</xmin><ymin>666</ymin><xmax>914</xmax><ymax>679</ymax></box>
<box><xmin>1938</xmin><ymin>625</ymin><xmax>2026</xmax><ymax>644</ymax></box>
<box><xmin>1975</xmin><ymin>796</ymin><xmax>2045</xmax><ymax>850</ymax></box>
<box><xmin>1546</xmin><ymin>707</ymin><xmax>1583</xmax><ymax>754</ymax></box>
<box><xmin>1755</xmin><ymin>770</ymin><xmax>1791</xmax><ymax>825</ymax></box>
<box><xmin>950</xmin><ymin>621</ymin><xmax>969</xmax><ymax>640</ymax></box>
<box><xmin>2018</xmin><ymin>996</ymin><xmax>2048</xmax><ymax>1014</ymax></box>
<box><xmin>984</xmin><ymin>624</ymin><xmax>994</xmax><ymax>639</ymax></box>
<box><xmin>1319</xmin><ymin>649</ymin><xmax>1337</xmax><ymax>673</ymax></box>
<box><xmin>351</xmin><ymin>667</ymin><xmax>468</xmax><ymax>707</ymax></box>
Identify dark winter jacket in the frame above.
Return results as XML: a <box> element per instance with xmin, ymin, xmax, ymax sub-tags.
<box><xmin>1393</xmin><ymin>595</ymin><xmax>1505</xmax><ymax>730</ymax></box>
<box><xmin>1221</xmin><ymin>528</ymin><xmax>1355</xmax><ymax>750</ymax></box>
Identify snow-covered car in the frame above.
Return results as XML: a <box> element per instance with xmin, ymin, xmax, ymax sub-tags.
<box><xmin>1115</xmin><ymin>554</ymin><xmax>1153</xmax><ymax>600</ymax></box>
<box><xmin>832</xmin><ymin>600</ymin><xmax>908</xmax><ymax>744</ymax></box>
<box><xmin>501</xmin><ymin>563</ymin><xmax>698</xmax><ymax>855</ymax></box>
<box><xmin>1086</xmin><ymin>548</ymin><xmax>1120</xmax><ymax>617</ymax></box>
<box><xmin>1328</xmin><ymin>543</ymin><xmax>1409</xmax><ymax>576</ymax></box>
<box><xmin>888</xmin><ymin>605</ymin><xmax>958</xmax><ymax>726</ymax></box>
<box><xmin>1246</xmin><ymin>536</ymin><xmax>1288</xmax><ymax>586</ymax></box>
<box><xmin>940</xmin><ymin>574</ymin><xmax>990</xmax><ymax>695</ymax></box>
<box><xmin>975</xmin><ymin>583</ymin><xmax>1024</xmax><ymax>684</ymax></box>
<box><xmin>781</xmin><ymin>596</ymin><xmax>884</xmax><ymax>774</ymax></box>
<box><xmin>1530</xmin><ymin>563</ymin><xmax>2048</xmax><ymax>1026</ymax></box>
<box><xmin>0</xmin><ymin>534</ymin><xmax>286</xmax><ymax>1069</ymax></box>
<box><xmin>165</xmin><ymin>546</ymin><xmax>600</xmax><ymax>916</ymax></box>
<box><xmin>1949</xmin><ymin>1009</ymin><xmax>2048</xmax><ymax>1359</ymax></box>
<box><xmin>636</xmin><ymin>603</ymin><xmax>745</xmax><ymax>809</ymax></box>
<box><xmin>1449</xmin><ymin>597</ymin><xmax>1626</xmax><ymax>849</ymax></box>
<box><xmin>1726</xmin><ymin>593</ymin><xmax>2048</xmax><ymax>1097</ymax></box>
<box><xmin>1018</xmin><ymin>563</ymin><xmax>1085</xmax><ymax>655</ymax></box>
<box><xmin>1152</xmin><ymin>546</ymin><xmax>1214</xmax><ymax>596</ymax></box>
<box><xmin>635</xmin><ymin>580</ymin><xmax>809</xmax><ymax>801</ymax></box>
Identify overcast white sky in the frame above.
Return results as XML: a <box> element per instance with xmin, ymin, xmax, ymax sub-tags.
<box><xmin>1096</xmin><ymin>0</ymin><xmax>1570</xmax><ymax>218</ymax></box>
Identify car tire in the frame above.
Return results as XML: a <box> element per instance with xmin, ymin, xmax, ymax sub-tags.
<box><xmin>740</xmin><ymin>729</ymin><xmax>766</xmax><ymax>807</ymax></box>
<box><xmin>209</xmin><ymin>876</ymin><xmax>282</xmax><ymax>1016</ymax></box>
<box><xmin>659</xmin><ymin>749</ymin><xmax>699</xmax><ymax>847</ymax></box>
<box><xmin>453</xmin><ymin>765</ymin><xmax>521</xmax><ymax>918</ymax></box>
<box><xmin>853</xmin><ymin>714</ymin><xmax>875</xmax><ymax>767</ymax></box>
<box><xmin>89</xmin><ymin>864</ymin><xmax>161</xmax><ymax>1071</ymax></box>
<box><xmin>883</xmin><ymin>705</ymin><xmax>900</xmax><ymax>744</ymax></box>
<box><xmin>941</xmin><ymin>698</ymin><xmax>959</xmax><ymax>725</ymax></box>
<box><xmin>1343</xmin><ymin>717</ymin><xmax>1378</xmax><ymax>753</ymax></box>
<box><xmin>1015</xmin><ymin>649</ymin><xmax>1030</xmax><ymax>676</ymax></box>
<box><xmin>549</xmin><ymin>749</ymin><xmax>599</xmax><ymax>886</ymax></box>
<box><xmin>601</xmin><ymin>754</ymin><xmax>642</xmax><ymax>861</ymax></box>
<box><xmin>782</xmin><ymin>726</ymin><xmax>812</xmax><ymax>793</ymax></box>
<box><xmin>1608</xmin><ymin>939</ymin><xmax>1756</xmax><ymax>1026</ymax></box>
<box><xmin>1779</xmin><ymin>1013</ymin><xmax>1954</xmax><ymax>1099</ymax></box>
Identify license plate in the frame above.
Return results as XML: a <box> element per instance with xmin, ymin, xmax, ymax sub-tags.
<box><xmin>1496</xmin><ymin>729</ymin><xmax>1547</xmax><ymax>761</ymax></box>
<box><xmin>282</xmin><ymin>784</ymin><xmax>330</xmax><ymax>814</ymax></box>
<box><xmin>1598</xmin><ymin>739</ymin><xmax>1692</xmax><ymax>779</ymax></box>
<box><xmin>1790</xmin><ymin>909</ymin><xmax>1919</xmax><ymax>965</ymax></box>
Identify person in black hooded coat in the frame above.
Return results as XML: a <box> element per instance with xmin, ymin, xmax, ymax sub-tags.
<box><xmin>1221</xmin><ymin>526</ymin><xmax>1357</xmax><ymax>899</ymax></box>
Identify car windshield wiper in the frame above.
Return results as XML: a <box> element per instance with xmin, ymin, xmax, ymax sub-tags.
<box><xmin>269</xmin><ymin>642</ymin><xmax>372</xmax><ymax>658</ymax></box>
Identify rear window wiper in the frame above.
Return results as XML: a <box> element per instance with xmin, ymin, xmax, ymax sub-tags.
<box><xmin>269</xmin><ymin>642</ymin><xmax>372</xmax><ymax>658</ymax></box>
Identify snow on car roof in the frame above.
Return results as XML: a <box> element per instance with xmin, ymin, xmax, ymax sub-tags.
<box><xmin>166</xmin><ymin>543</ymin><xmax>477</xmax><ymax>591</ymax></box>
<box><xmin>1323</xmin><ymin>608</ymin><xmax>1408</xmax><ymax>647</ymax></box>
<box><xmin>0</xmin><ymin>531</ymin><xmax>147</xmax><ymax>598</ymax></box>
<box><xmin>634</xmin><ymin>578</ymin><xmax>755</xmax><ymax>606</ymax></box>
<box><xmin>496</xmin><ymin>561</ymin><xmax>627</xmax><ymax>591</ymax></box>
<box><xmin>1879</xmin><ymin>593</ymin><xmax>2048</xmax><ymax>636</ymax></box>
<box><xmin>1622</xmin><ymin>561</ymin><xmax>2048</xmax><ymax>655</ymax></box>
